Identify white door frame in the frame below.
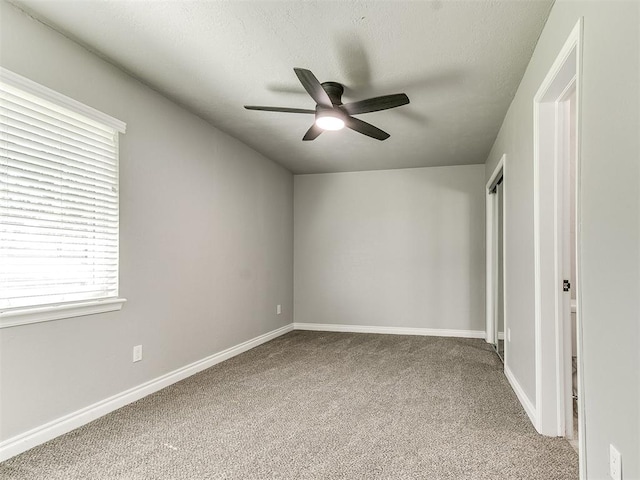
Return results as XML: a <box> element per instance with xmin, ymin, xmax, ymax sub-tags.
<box><xmin>533</xmin><ymin>18</ymin><xmax>586</xmax><ymax>478</ymax></box>
<box><xmin>485</xmin><ymin>154</ymin><xmax>505</xmax><ymax>352</ymax></box>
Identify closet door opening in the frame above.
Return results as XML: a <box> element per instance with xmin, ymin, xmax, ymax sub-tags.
<box><xmin>486</xmin><ymin>155</ymin><xmax>505</xmax><ymax>363</ymax></box>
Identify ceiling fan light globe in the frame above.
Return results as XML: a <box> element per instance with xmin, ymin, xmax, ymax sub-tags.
<box><xmin>315</xmin><ymin>116</ymin><xmax>345</xmax><ymax>131</ymax></box>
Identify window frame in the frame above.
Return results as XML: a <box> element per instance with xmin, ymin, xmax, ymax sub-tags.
<box><xmin>0</xmin><ymin>67</ymin><xmax>126</xmax><ymax>329</ymax></box>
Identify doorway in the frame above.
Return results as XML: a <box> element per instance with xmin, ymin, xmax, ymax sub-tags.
<box><xmin>560</xmin><ymin>82</ymin><xmax>578</xmax><ymax>452</ymax></box>
<box><xmin>485</xmin><ymin>155</ymin><xmax>505</xmax><ymax>363</ymax></box>
<box><xmin>533</xmin><ymin>18</ymin><xmax>584</xmax><ymax>475</ymax></box>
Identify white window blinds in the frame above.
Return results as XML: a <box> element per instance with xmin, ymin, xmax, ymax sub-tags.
<box><xmin>1</xmin><ymin>69</ymin><xmax>126</xmax><ymax>311</ymax></box>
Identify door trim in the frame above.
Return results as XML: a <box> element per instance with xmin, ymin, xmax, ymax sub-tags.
<box><xmin>485</xmin><ymin>154</ymin><xmax>505</xmax><ymax>352</ymax></box>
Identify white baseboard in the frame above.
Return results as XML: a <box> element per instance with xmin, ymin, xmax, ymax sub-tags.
<box><xmin>0</xmin><ymin>323</ymin><xmax>293</xmax><ymax>462</ymax></box>
<box><xmin>504</xmin><ymin>364</ymin><xmax>537</xmax><ymax>428</ymax></box>
<box><xmin>293</xmin><ymin>322</ymin><xmax>485</xmax><ymax>339</ymax></box>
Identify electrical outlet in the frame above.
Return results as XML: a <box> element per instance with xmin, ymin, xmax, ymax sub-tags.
<box><xmin>276</xmin><ymin>304</ymin><xmax>282</xmax><ymax>315</ymax></box>
<box><xmin>507</xmin><ymin>328</ymin><xmax>511</xmax><ymax>342</ymax></box>
<box><xmin>133</xmin><ymin>345</ymin><xmax>143</xmax><ymax>363</ymax></box>
<box><xmin>609</xmin><ymin>444</ymin><xmax>621</xmax><ymax>480</ymax></box>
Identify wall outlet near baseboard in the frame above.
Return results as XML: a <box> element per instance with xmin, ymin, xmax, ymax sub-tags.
<box><xmin>133</xmin><ymin>345</ymin><xmax>143</xmax><ymax>363</ymax></box>
<box><xmin>609</xmin><ymin>444</ymin><xmax>621</xmax><ymax>480</ymax></box>
<box><xmin>276</xmin><ymin>304</ymin><xmax>282</xmax><ymax>315</ymax></box>
<box><xmin>507</xmin><ymin>328</ymin><xmax>511</xmax><ymax>342</ymax></box>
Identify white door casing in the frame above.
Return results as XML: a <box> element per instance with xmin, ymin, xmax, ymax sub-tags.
<box><xmin>486</xmin><ymin>154</ymin><xmax>505</xmax><ymax>349</ymax></box>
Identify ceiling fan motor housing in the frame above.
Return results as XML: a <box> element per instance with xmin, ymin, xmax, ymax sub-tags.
<box><xmin>315</xmin><ymin>82</ymin><xmax>347</xmax><ymax>129</ymax></box>
<box><xmin>321</xmin><ymin>82</ymin><xmax>344</xmax><ymax>106</ymax></box>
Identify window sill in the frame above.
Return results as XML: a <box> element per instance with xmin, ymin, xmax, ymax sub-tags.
<box><xmin>0</xmin><ymin>298</ymin><xmax>127</xmax><ymax>329</ymax></box>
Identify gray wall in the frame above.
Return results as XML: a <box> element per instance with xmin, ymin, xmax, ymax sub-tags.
<box><xmin>485</xmin><ymin>1</ymin><xmax>639</xmax><ymax>478</ymax></box>
<box><xmin>294</xmin><ymin>165</ymin><xmax>485</xmax><ymax>332</ymax></box>
<box><xmin>0</xmin><ymin>2</ymin><xmax>293</xmax><ymax>441</ymax></box>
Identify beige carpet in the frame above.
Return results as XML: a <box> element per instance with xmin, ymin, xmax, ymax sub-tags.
<box><xmin>0</xmin><ymin>331</ymin><xmax>579</xmax><ymax>479</ymax></box>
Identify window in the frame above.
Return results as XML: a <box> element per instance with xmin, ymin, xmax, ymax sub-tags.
<box><xmin>0</xmin><ymin>68</ymin><xmax>126</xmax><ymax>327</ymax></box>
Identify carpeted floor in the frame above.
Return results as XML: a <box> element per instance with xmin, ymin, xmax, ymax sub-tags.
<box><xmin>0</xmin><ymin>331</ymin><xmax>579</xmax><ymax>479</ymax></box>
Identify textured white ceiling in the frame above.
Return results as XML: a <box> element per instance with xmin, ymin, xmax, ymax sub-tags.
<box><xmin>13</xmin><ymin>0</ymin><xmax>552</xmax><ymax>174</ymax></box>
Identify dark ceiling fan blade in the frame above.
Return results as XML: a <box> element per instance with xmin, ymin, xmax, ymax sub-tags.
<box><xmin>244</xmin><ymin>106</ymin><xmax>315</xmax><ymax>114</ymax></box>
<box><xmin>345</xmin><ymin>116</ymin><xmax>390</xmax><ymax>141</ymax></box>
<box><xmin>302</xmin><ymin>124</ymin><xmax>323</xmax><ymax>141</ymax></box>
<box><xmin>294</xmin><ymin>68</ymin><xmax>333</xmax><ymax>107</ymax></box>
<box><xmin>342</xmin><ymin>93</ymin><xmax>410</xmax><ymax>115</ymax></box>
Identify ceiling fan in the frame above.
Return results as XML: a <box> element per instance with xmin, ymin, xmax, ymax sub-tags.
<box><xmin>245</xmin><ymin>68</ymin><xmax>410</xmax><ymax>141</ymax></box>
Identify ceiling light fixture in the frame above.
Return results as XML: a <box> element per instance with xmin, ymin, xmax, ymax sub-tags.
<box><xmin>315</xmin><ymin>109</ymin><xmax>345</xmax><ymax>131</ymax></box>
<box><xmin>245</xmin><ymin>68</ymin><xmax>408</xmax><ymax>141</ymax></box>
